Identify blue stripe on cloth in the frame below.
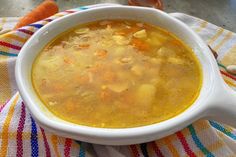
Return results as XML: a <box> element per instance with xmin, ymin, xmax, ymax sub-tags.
<box><xmin>78</xmin><ymin>6</ymin><xmax>88</xmax><ymax>10</ymax></box>
<box><xmin>30</xmin><ymin>116</ymin><xmax>39</xmax><ymax>157</ymax></box>
<box><xmin>75</xmin><ymin>141</ymin><xmax>85</xmax><ymax>157</ymax></box>
<box><xmin>209</xmin><ymin>121</ymin><xmax>236</xmax><ymax>140</ymax></box>
<box><xmin>188</xmin><ymin>125</ymin><xmax>214</xmax><ymax>157</ymax></box>
<box><xmin>140</xmin><ymin>143</ymin><xmax>149</xmax><ymax>157</ymax></box>
<box><xmin>0</xmin><ymin>51</ymin><xmax>18</xmax><ymax>56</ymax></box>
<box><xmin>28</xmin><ymin>24</ymin><xmax>44</xmax><ymax>29</ymax></box>
<box><xmin>74</xmin><ymin>6</ymin><xmax>88</xmax><ymax>11</ymax></box>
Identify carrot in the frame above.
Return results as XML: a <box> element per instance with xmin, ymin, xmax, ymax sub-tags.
<box><xmin>63</xmin><ymin>57</ymin><xmax>74</xmax><ymax>64</ymax></box>
<box><xmin>14</xmin><ymin>0</ymin><xmax>58</xmax><ymax>29</ymax></box>
<box><xmin>94</xmin><ymin>49</ymin><xmax>108</xmax><ymax>58</ymax></box>
<box><xmin>131</xmin><ymin>38</ymin><xmax>150</xmax><ymax>51</ymax></box>
<box><xmin>79</xmin><ymin>43</ymin><xmax>90</xmax><ymax>49</ymax></box>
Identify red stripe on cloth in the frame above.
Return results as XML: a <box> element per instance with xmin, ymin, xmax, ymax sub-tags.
<box><xmin>0</xmin><ymin>41</ymin><xmax>21</xmax><ymax>50</ymax></box>
<box><xmin>151</xmin><ymin>142</ymin><xmax>164</xmax><ymax>157</ymax></box>
<box><xmin>16</xmin><ymin>102</ymin><xmax>26</xmax><ymax>157</ymax></box>
<box><xmin>221</xmin><ymin>70</ymin><xmax>236</xmax><ymax>81</ymax></box>
<box><xmin>40</xmin><ymin>127</ymin><xmax>51</xmax><ymax>157</ymax></box>
<box><xmin>0</xmin><ymin>99</ymin><xmax>9</xmax><ymax>113</ymax></box>
<box><xmin>64</xmin><ymin>138</ymin><xmax>72</xmax><ymax>157</ymax></box>
<box><xmin>64</xmin><ymin>10</ymin><xmax>76</xmax><ymax>13</ymax></box>
<box><xmin>176</xmin><ymin>131</ymin><xmax>197</xmax><ymax>157</ymax></box>
<box><xmin>130</xmin><ymin>145</ymin><xmax>140</xmax><ymax>157</ymax></box>
<box><xmin>17</xmin><ymin>29</ymin><xmax>34</xmax><ymax>35</ymax></box>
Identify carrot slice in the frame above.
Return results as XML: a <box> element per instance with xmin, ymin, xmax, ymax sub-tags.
<box><xmin>131</xmin><ymin>38</ymin><xmax>150</xmax><ymax>51</ymax></box>
<box><xmin>79</xmin><ymin>44</ymin><xmax>90</xmax><ymax>49</ymax></box>
<box><xmin>115</xmin><ymin>27</ymin><xmax>140</xmax><ymax>36</ymax></box>
<box><xmin>14</xmin><ymin>0</ymin><xmax>58</xmax><ymax>29</ymax></box>
<box><xmin>94</xmin><ymin>49</ymin><xmax>108</xmax><ymax>58</ymax></box>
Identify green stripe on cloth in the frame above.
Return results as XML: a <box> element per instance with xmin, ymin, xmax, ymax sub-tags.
<box><xmin>209</xmin><ymin>121</ymin><xmax>236</xmax><ymax>140</ymax></box>
<box><xmin>188</xmin><ymin>125</ymin><xmax>214</xmax><ymax>157</ymax></box>
<box><xmin>0</xmin><ymin>51</ymin><xmax>18</xmax><ymax>56</ymax></box>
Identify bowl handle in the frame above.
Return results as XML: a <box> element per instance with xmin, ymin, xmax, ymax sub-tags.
<box><xmin>206</xmin><ymin>82</ymin><xmax>236</xmax><ymax>128</ymax></box>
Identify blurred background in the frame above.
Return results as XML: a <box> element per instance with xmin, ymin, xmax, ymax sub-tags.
<box><xmin>0</xmin><ymin>0</ymin><xmax>236</xmax><ymax>32</ymax></box>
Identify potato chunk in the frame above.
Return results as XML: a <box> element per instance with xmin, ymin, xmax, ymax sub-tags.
<box><xmin>136</xmin><ymin>84</ymin><xmax>156</xmax><ymax>105</ymax></box>
<box><xmin>107</xmin><ymin>83</ymin><xmax>128</xmax><ymax>93</ymax></box>
<box><xmin>112</xmin><ymin>35</ymin><xmax>129</xmax><ymax>45</ymax></box>
<box><xmin>131</xmin><ymin>65</ymin><xmax>144</xmax><ymax>76</ymax></box>
<box><xmin>75</xmin><ymin>28</ymin><xmax>89</xmax><ymax>34</ymax></box>
<box><xmin>167</xmin><ymin>57</ymin><xmax>185</xmax><ymax>65</ymax></box>
<box><xmin>133</xmin><ymin>29</ymin><xmax>147</xmax><ymax>39</ymax></box>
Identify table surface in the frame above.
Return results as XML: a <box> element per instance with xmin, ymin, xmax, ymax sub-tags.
<box><xmin>0</xmin><ymin>0</ymin><xmax>236</xmax><ymax>32</ymax></box>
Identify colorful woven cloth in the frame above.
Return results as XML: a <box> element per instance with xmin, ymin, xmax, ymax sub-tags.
<box><xmin>1</xmin><ymin>4</ymin><xmax>236</xmax><ymax>157</ymax></box>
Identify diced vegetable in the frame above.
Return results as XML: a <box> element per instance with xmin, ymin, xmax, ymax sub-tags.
<box><xmin>150</xmin><ymin>58</ymin><xmax>163</xmax><ymax>64</ymax></box>
<box><xmin>131</xmin><ymin>65</ymin><xmax>143</xmax><ymax>76</ymax></box>
<box><xmin>63</xmin><ymin>56</ymin><xmax>74</xmax><ymax>64</ymax></box>
<box><xmin>113</xmin><ymin>46</ymin><xmax>126</xmax><ymax>57</ymax></box>
<box><xmin>133</xmin><ymin>29</ymin><xmax>147</xmax><ymax>39</ymax></box>
<box><xmin>146</xmin><ymin>38</ymin><xmax>162</xmax><ymax>47</ymax></box>
<box><xmin>136</xmin><ymin>84</ymin><xmax>156</xmax><ymax>105</ymax></box>
<box><xmin>107</xmin><ymin>83</ymin><xmax>128</xmax><ymax>93</ymax></box>
<box><xmin>131</xmin><ymin>38</ymin><xmax>150</xmax><ymax>51</ymax></box>
<box><xmin>49</xmin><ymin>101</ymin><xmax>57</xmax><ymax>106</ymax></box>
<box><xmin>78</xmin><ymin>43</ymin><xmax>90</xmax><ymax>48</ymax></box>
<box><xmin>150</xmin><ymin>32</ymin><xmax>168</xmax><ymax>42</ymax></box>
<box><xmin>112</xmin><ymin>35</ymin><xmax>130</xmax><ymax>45</ymax></box>
<box><xmin>94</xmin><ymin>49</ymin><xmax>108</xmax><ymax>58</ymax></box>
<box><xmin>167</xmin><ymin>57</ymin><xmax>185</xmax><ymax>65</ymax></box>
<box><xmin>136</xmin><ymin>23</ymin><xmax>144</xmax><ymax>27</ymax></box>
<box><xmin>119</xmin><ymin>57</ymin><xmax>133</xmax><ymax>63</ymax></box>
<box><xmin>75</xmin><ymin>28</ymin><xmax>90</xmax><ymax>34</ymax></box>
<box><xmin>156</xmin><ymin>46</ymin><xmax>175</xmax><ymax>57</ymax></box>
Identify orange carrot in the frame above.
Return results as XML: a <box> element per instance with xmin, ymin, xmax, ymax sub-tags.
<box><xmin>14</xmin><ymin>0</ymin><xmax>58</xmax><ymax>29</ymax></box>
<box><xmin>131</xmin><ymin>38</ymin><xmax>150</xmax><ymax>51</ymax></box>
<box><xmin>94</xmin><ymin>49</ymin><xmax>108</xmax><ymax>58</ymax></box>
<box><xmin>63</xmin><ymin>56</ymin><xmax>74</xmax><ymax>64</ymax></box>
<box><xmin>79</xmin><ymin>44</ymin><xmax>90</xmax><ymax>49</ymax></box>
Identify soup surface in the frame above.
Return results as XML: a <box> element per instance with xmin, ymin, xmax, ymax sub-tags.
<box><xmin>32</xmin><ymin>20</ymin><xmax>202</xmax><ymax>128</ymax></box>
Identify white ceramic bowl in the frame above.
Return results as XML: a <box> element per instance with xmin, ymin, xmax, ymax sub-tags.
<box><xmin>15</xmin><ymin>5</ymin><xmax>236</xmax><ymax>145</ymax></box>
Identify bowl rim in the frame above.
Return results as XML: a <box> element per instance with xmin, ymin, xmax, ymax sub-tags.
<box><xmin>15</xmin><ymin>5</ymin><xmax>218</xmax><ymax>144</ymax></box>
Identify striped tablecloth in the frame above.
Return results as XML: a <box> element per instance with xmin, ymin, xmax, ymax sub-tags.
<box><xmin>1</xmin><ymin>4</ymin><xmax>236</xmax><ymax>157</ymax></box>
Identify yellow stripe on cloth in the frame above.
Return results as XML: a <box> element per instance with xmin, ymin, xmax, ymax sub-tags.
<box><xmin>0</xmin><ymin>18</ymin><xmax>7</xmax><ymax>28</ymax></box>
<box><xmin>0</xmin><ymin>56</ymin><xmax>12</xmax><ymax>105</ymax></box>
<box><xmin>163</xmin><ymin>136</ymin><xmax>180</xmax><ymax>157</ymax></box>
<box><xmin>214</xmin><ymin>31</ymin><xmax>233</xmax><ymax>51</ymax></box>
<box><xmin>51</xmin><ymin>135</ymin><xmax>61</xmax><ymax>157</ymax></box>
<box><xmin>1</xmin><ymin>33</ymin><xmax>27</xmax><ymax>43</ymax></box>
<box><xmin>0</xmin><ymin>94</ymin><xmax>19</xmax><ymax>157</ymax></box>
<box><xmin>208</xmin><ymin>28</ymin><xmax>224</xmax><ymax>45</ymax></box>
<box><xmin>0</xmin><ymin>132</ymin><xmax>42</xmax><ymax>140</ymax></box>
<box><xmin>221</xmin><ymin>43</ymin><xmax>236</xmax><ymax>66</ymax></box>
<box><xmin>195</xmin><ymin>21</ymin><xmax>208</xmax><ymax>33</ymax></box>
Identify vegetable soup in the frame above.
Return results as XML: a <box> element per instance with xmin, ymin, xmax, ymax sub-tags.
<box><xmin>32</xmin><ymin>20</ymin><xmax>202</xmax><ymax>128</ymax></box>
